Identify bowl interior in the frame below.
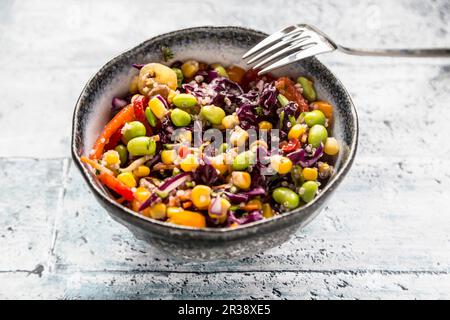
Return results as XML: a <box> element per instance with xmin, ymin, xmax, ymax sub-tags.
<box><xmin>72</xmin><ymin>26</ymin><xmax>357</xmax><ymax>233</ymax></box>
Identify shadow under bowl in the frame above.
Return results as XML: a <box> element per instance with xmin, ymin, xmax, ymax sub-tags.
<box><xmin>71</xmin><ymin>26</ymin><xmax>358</xmax><ymax>261</ymax></box>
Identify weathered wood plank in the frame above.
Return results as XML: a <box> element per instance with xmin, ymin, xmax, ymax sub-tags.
<box><xmin>2</xmin><ymin>270</ymin><xmax>450</xmax><ymax>300</ymax></box>
<box><xmin>50</xmin><ymin>155</ymin><xmax>450</xmax><ymax>273</ymax></box>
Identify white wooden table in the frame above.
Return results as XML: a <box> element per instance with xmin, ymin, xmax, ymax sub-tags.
<box><xmin>1</xmin><ymin>0</ymin><xmax>449</xmax><ymax>299</ymax></box>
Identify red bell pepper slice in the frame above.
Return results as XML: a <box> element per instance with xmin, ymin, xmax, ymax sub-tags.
<box><xmin>282</xmin><ymin>138</ymin><xmax>300</xmax><ymax>153</ymax></box>
<box><xmin>98</xmin><ymin>172</ymin><xmax>134</xmax><ymax>201</ymax></box>
<box><xmin>89</xmin><ymin>104</ymin><xmax>135</xmax><ymax>159</ymax></box>
<box><xmin>275</xmin><ymin>77</ymin><xmax>309</xmax><ymax>113</ymax></box>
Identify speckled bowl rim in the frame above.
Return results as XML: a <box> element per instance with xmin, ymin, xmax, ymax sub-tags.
<box><xmin>72</xmin><ymin>26</ymin><xmax>358</xmax><ymax>236</ymax></box>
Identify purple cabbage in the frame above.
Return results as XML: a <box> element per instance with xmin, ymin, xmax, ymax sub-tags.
<box><xmin>139</xmin><ymin>172</ymin><xmax>191</xmax><ymax>211</ymax></box>
<box><xmin>192</xmin><ymin>163</ymin><xmax>220</xmax><ymax>185</ymax></box>
<box><xmin>132</xmin><ymin>63</ymin><xmax>144</xmax><ymax>70</ymax></box>
<box><xmin>286</xmin><ymin>143</ymin><xmax>324</xmax><ymax>167</ymax></box>
<box><xmin>224</xmin><ymin>186</ymin><xmax>266</xmax><ymax>203</ymax></box>
<box><xmin>227</xmin><ymin>210</ymin><xmax>263</xmax><ymax>226</ymax></box>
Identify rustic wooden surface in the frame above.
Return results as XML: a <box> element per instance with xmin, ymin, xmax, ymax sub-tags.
<box><xmin>1</xmin><ymin>0</ymin><xmax>449</xmax><ymax>299</ymax></box>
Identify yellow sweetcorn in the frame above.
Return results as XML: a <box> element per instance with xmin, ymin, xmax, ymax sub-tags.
<box><xmin>149</xmin><ymin>203</ymin><xmax>167</xmax><ymax>220</ymax></box>
<box><xmin>258</xmin><ymin>121</ymin><xmax>273</xmax><ymax>130</ymax></box>
<box><xmin>262</xmin><ymin>203</ymin><xmax>274</xmax><ymax>218</ymax></box>
<box><xmin>181</xmin><ymin>60</ymin><xmax>199</xmax><ymax>78</ymax></box>
<box><xmin>231</xmin><ymin>171</ymin><xmax>251</xmax><ymax>190</ymax></box>
<box><xmin>117</xmin><ymin>172</ymin><xmax>137</xmax><ymax>188</ymax></box>
<box><xmin>180</xmin><ymin>154</ymin><xmax>199</xmax><ymax>172</ymax></box>
<box><xmin>103</xmin><ymin>150</ymin><xmax>121</xmax><ymax>167</ymax></box>
<box><xmin>133</xmin><ymin>165</ymin><xmax>150</xmax><ymax>177</ymax></box>
<box><xmin>222</xmin><ymin>114</ymin><xmax>239</xmax><ymax>129</ymax></box>
<box><xmin>148</xmin><ymin>96</ymin><xmax>168</xmax><ymax>119</ymax></box>
<box><xmin>208</xmin><ymin>197</ymin><xmax>231</xmax><ymax>224</ymax></box>
<box><xmin>167</xmin><ymin>209</ymin><xmax>206</xmax><ymax>228</ymax></box>
<box><xmin>191</xmin><ymin>185</ymin><xmax>212</xmax><ymax>210</ymax></box>
<box><xmin>161</xmin><ymin>149</ymin><xmax>177</xmax><ymax>164</ymax></box>
<box><xmin>302</xmin><ymin>167</ymin><xmax>318</xmax><ymax>181</ymax></box>
<box><xmin>230</xmin><ymin>127</ymin><xmax>249</xmax><ymax>147</ymax></box>
<box><xmin>167</xmin><ymin>206</ymin><xmax>183</xmax><ymax>215</ymax></box>
<box><xmin>134</xmin><ymin>187</ymin><xmax>151</xmax><ymax>203</ymax></box>
<box><xmin>210</xmin><ymin>154</ymin><xmax>228</xmax><ymax>175</ymax></box>
<box><xmin>270</xmin><ymin>155</ymin><xmax>293</xmax><ymax>174</ymax></box>
<box><xmin>288</xmin><ymin>124</ymin><xmax>307</xmax><ymax>140</ymax></box>
<box><xmin>324</xmin><ymin>137</ymin><xmax>340</xmax><ymax>155</ymax></box>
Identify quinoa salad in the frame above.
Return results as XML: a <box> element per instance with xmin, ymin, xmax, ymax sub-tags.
<box><xmin>82</xmin><ymin>55</ymin><xmax>340</xmax><ymax>229</ymax></box>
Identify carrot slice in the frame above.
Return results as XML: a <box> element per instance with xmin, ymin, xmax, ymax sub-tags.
<box><xmin>97</xmin><ymin>172</ymin><xmax>134</xmax><ymax>201</ymax></box>
<box><xmin>89</xmin><ymin>104</ymin><xmax>135</xmax><ymax>159</ymax></box>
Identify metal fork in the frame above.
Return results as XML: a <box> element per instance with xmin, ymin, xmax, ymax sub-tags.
<box><xmin>243</xmin><ymin>24</ymin><xmax>450</xmax><ymax>75</ymax></box>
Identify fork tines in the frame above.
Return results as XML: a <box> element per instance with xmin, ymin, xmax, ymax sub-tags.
<box><xmin>243</xmin><ymin>24</ymin><xmax>337</xmax><ymax>75</ymax></box>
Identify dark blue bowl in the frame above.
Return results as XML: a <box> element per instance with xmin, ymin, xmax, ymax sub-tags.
<box><xmin>72</xmin><ymin>26</ymin><xmax>358</xmax><ymax>261</ymax></box>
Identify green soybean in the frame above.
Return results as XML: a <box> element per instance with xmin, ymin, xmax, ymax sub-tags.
<box><xmin>308</xmin><ymin>124</ymin><xmax>328</xmax><ymax>147</ymax></box>
<box><xmin>173</xmin><ymin>93</ymin><xmax>197</xmax><ymax>108</ymax></box>
<box><xmin>214</xmin><ymin>65</ymin><xmax>229</xmax><ymax>78</ymax></box>
<box><xmin>127</xmin><ymin>136</ymin><xmax>156</xmax><ymax>156</ymax></box>
<box><xmin>277</xmin><ymin>94</ymin><xmax>289</xmax><ymax>107</ymax></box>
<box><xmin>170</xmin><ymin>108</ymin><xmax>191</xmax><ymax>127</ymax></box>
<box><xmin>172</xmin><ymin>67</ymin><xmax>184</xmax><ymax>87</ymax></box>
<box><xmin>297</xmin><ymin>76</ymin><xmax>316</xmax><ymax>102</ymax></box>
<box><xmin>232</xmin><ymin>151</ymin><xmax>255</xmax><ymax>171</ymax></box>
<box><xmin>200</xmin><ymin>105</ymin><xmax>226</xmax><ymax>125</ymax></box>
<box><xmin>114</xmin><ymin>144</ymin><xmax>128</xmax><ymax>165</ymax></box>
<box><xmin>145</xmin><ymin>107</ymin><xmax>157</xmax><ymax>127</ymax></box>
<box><xmin>272</xmin><ymin>187</ymin><xmax>300</xmax><ymax>209</ymax></box>
<box><xmin>122</xmin><ymin>121</ymin><xmax>146</xmax><ymax>144</ymax></box>
<box><xmin>300</xmin><ymin>181</ymin><xmax>318</xmax><ymax>203</ymax></box>
<box><xmin>304</xmin><ymin>110</ymin><xmax>326</xmax><ymax>127</ymax></box>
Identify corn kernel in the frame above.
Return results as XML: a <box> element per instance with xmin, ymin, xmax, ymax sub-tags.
<box><xmin>148</xmin><ymin>96</ymin><xmax>168</xmax><ymax>119</ymax></box>
<box><xmin>133</xmin><ymin>165</ymin><xmax>150</xmax><ymax>177</ymax></box>
<box><xmin>167</xmin><ymin>90</ymin><xmax>177</xmax><ymax>104</ymax></box>
<box><xmin>302</xmin><ymin>167</ymin><xmax>318</xmax><ymax>181</ymax></box>
<box><xmin>210</xmin><ymin>154</ymin><xmax>228</xmax><ymax>175</ymax></box>
<box><xmin>117</xmin><ymin>172</ymin><xmax>137</xmax><ymax>188</ymax></box>
<box><xmin>180</xmin><ymin>154</ymin><xmax>199</xmax><ymax>172</ymax></box>
<box><xmin>167</xmin><ymin>206</ymin><xmax>183</xmax><ymax>216</ymax></box>
<box><xmin>191</xmin><ymin>185</ymin><xmax>212</xmax><ymax>210</ymax></box>
<box><xmin>230</xmin><ymin>127</ymin><xmax>249</xmax><ymax>147</ymax></box>
<box><xmin>134</xmin><ymin>187</ymin><xmax>151</xmax><ymax>202</ymax></box>
<box><xmin>161</xmin><ymin>149</ymin><xmax>177</xmax><ymax>164</ymax></box>
<box><xmin>270</xmin><ymin>155</ymin><xmax>293</xmax><ymax>174</ymax></box>
<box><xmin>181</xmin><ymin>60</ymin><xmax>199</xmax><ymax>78</ymax></box>
<box><xmin>222</xmin><ymin>114</ymin><xmax>239</xmax><ymax>129</ymax></box>
<box><xmin>324</xmin><ymin>137</ymin><xmax>340</xmax><ymax>155</ymax></box>
<box><xmin>167</xmin><ymin>210</ymin><xmax>206</xmax><ymax>228</ymax></box>
<box><xmin>149</xmin><ymin>203</ymin><xmax>167</xmax><ymax>220</ymax></box>
<box><xmin>258</xmin><ymin>121</ymin><xmax>273</xmax><ymax>130</ymax></box>
<box><xmin>262</xmin><ymin>203</ymin><xmax>274</xmax><ymax>218</ymax></box>
<box><xmin>103</xmin><ymin>150</ymin><xmax>120</xmax><ymax>167</ymax></box>
<box><xmin>231</xmin><ymin>171</ymin><xmax>251</xmax><ymax>190</ymax></box>
<box><xmin>318</xmin><ymin>162</ymin><xmax>330</xmax><ymax>174</ymax></box>
<box><xmin>288</xmin><ymin>124</ymin><xmax>307</xmax><ymax>140</ymax></box>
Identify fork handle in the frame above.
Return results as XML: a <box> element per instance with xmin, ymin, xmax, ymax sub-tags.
<box><xmin>337</xmin><ymin>45</ymin><xmax>450</xmax><ymax>57</ymax></box>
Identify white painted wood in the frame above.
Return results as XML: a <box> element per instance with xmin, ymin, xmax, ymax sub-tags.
<box><xmin>0</xmin><ymin>0</ymin><xmax>449</xmax><ymax>299</ymax></box>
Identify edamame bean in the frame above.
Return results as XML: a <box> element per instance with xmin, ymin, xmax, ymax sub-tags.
<box><xmin>212</xmin><ymin>64</ymin><xmax>228</xmax><ymax>78</ymax></box>
<box><xmin>145</xmin><ymin>107</ymin><xmax>157</xmax><ymax>127</ymax></box>
<box><xmin>300</xmin><ymin>181</ymin><xmax>318</xmax><ymax>203</ymax></box>
<box><xmin>171</xmin><ymin>67</ymin><xmax>184</xmax><ymax>87</ymax></box>
<box><xmin>277</xmin><ymin>94</ymin><xmax>289</xmax><ymax>107</ymax></box>
<box><xmin>127</xmin><ymin>136</ymin><xmax>156</xmax><ymax>156</ymax></box>
<box><xmin>200</xmin><ymin>105</ymin><xmax>226</xmax><ymax>125</ymax></box>
<box><xmin>297</xmin><ymin>76</ymin><xmax>316</xmax><ymax>102</ymax></box>
<box><xmin>170</xmin><ymin>108</ymin><xmax>191</xmax><ymax>127</ymax></box>
<box><xmin>122</xmin><ymin>121</ymin><xmax>146</xmax><ymax>144</ymax></box>
<box><xmin>308</xmin><ymin>124</ymin><xmax>328</xmax><ymax>148</ymax></box>
<box><xmin>173</xmin><ymin>93</ymin><xmax>197</xmax><ymax>108</ymax></box>
<box><xmin>304</xmin><ymin>110</ymin><xmax>326</xmax><ymax>127</ymax></box>
<box><xmin>272</xmin><ymin>187</ymin><xmax>300</xmax><ymax>209</ymax></box>
<box><xmin>114</xmin><ymin>144</ymin><xmax>128</xmax><ymax>165</ymax></box>
<box><xmin>232</xmin><ymin>151</ymin><xmax>255</xmax><ymax>171</ymax></box>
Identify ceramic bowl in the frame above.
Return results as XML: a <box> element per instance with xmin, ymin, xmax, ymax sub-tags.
<box><xmin>72</xmin><ymin>26</ymin><xmax>358</xmax><ymax>261</ymax></box>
